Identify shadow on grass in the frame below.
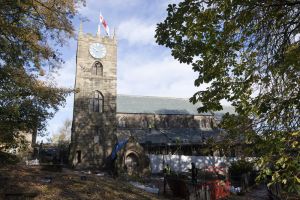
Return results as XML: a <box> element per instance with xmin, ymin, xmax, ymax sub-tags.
<box><xmin>0</xmin><ymin>165</ymin><xmax>162</xmax><ymax>200</ymax></box>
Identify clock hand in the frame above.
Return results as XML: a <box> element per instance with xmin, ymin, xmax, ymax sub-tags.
<box><xmin>93</xmin><ymin>47</ymin><xmax>98</xmax><ymax>52</ymax></box>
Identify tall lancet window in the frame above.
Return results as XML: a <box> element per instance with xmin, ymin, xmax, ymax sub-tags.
<box><xmin>93</xmin><ymin>61</ymin><xmax>103</xmax><ymax>76</ymax></box>
<box><xmin>89</xmin><ymin>91</ymin><xmax>104</xmax><ymax>113</ymax></box>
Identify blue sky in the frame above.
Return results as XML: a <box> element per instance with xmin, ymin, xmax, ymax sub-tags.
<box><xmin>43</xmin><ymin>0</ymin><xmax>207</xmax><ymax>140</ymax></box>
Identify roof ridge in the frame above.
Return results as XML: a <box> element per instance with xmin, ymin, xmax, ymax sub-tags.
<box><xmin>117</xmin><ymin>94</ymin><xmax>191</xmax><ymax>101</ymax></box>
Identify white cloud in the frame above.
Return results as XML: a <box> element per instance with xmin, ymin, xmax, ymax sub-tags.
<box><xmin>117</xmin><ymin>18</ymin><xmax>156</xmax><ymax>46</ymax></box>
<box><xmin>118</xmin><ymin>55</ymin><xmax>207</xmax><ymax>98</ymax></box>
<box><xmin>106</xmin><ymin>0</ymin><xmax>139</xmax><ymax>7</ymax></box>
<box><xmin>294</xmin><ymin>33</ymin><xmax>300</xmax><ymax>42</ymax></box>
<box><xmin>39</xmin><ymin>57</ymin><xmax>76</xmax><ymax>141</ymax></box>
<box><xmin>51</xmin><ymin>57</ymin><xmax>76</xmax><ymax>88</ymax></box>
<box><xmin>161</xmin><ymin>0</ymin><xmax>182</xmax><ymax>8</ymax></box>
<box><xmin>78</xmin><ymin>0</ymin><xmax>139</xmax><ymax>20</ymax></box>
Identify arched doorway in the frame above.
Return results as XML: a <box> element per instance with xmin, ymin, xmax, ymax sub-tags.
<box><xmin>125</xmin><ymin>152</ymin><xmax>139</xmax><ymax>175</ymax></box>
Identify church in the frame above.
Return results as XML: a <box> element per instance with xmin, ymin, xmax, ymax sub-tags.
<box><xmin>69</xmin><ymin>25</ymin><xmax>233</xmax><ymax>169</ymax></box>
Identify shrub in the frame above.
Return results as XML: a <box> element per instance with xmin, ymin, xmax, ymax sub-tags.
<box><xmin>0</xmin><ymin>151</ymin><xmax>20</xmax><ymax>165</ymax></box>
<box><xmin>229</xmin><ymin>160</ymin><xmax>253</xmax><ymax>176</ymax></box>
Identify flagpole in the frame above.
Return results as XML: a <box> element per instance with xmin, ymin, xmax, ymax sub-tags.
<box><xmin>97</xmin><ymin>24</ymin><xmax>101</xmax><ymax>37</ymax></box>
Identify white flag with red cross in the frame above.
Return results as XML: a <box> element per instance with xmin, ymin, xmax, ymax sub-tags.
<box><xmin>99</xmin><ymin>12</ymin><xmax>110</xmax><ymax>36</ymax></box>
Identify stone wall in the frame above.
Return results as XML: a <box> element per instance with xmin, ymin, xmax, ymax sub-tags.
<box><xmin>116</xmin><ymin>113</ymin><xmax>216</xmax><ymax>130</ymax></box>
<box><xmin>115</xmin><ymin>137</ymin><xmax>151</xmax><ymax>176</ymax></box>
<box><xmin>70</xmin><ymin>31</ymin><xmax>117</xmax><ymax>169</ymax></box>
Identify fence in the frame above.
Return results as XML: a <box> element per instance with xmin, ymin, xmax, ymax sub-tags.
<box><xmin>148</xmin><ymin>154</ymin><xmax>236</xmax><ymax>173</ymax></box>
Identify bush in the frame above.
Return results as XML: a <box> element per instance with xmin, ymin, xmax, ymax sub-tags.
<box><xmin>229</xmin><ymin>160</ymin><xmax>253</xmax><ymax>176</ymax></box>
<box><xmin>0</xmin><ymin>151</ymin><xmax>20</xmax><ymax>165</ymax></box>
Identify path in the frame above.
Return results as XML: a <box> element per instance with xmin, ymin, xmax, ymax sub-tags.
<box><xmin>229</xmin><ymin>185</ymin><xmax>269</xmax><ymax>200</ymax></box>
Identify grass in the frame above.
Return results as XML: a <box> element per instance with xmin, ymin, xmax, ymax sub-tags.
<box><xmin>0</xmin><ymin>165</ymin><xmax>168</xmax><ymax>200</ymax></box>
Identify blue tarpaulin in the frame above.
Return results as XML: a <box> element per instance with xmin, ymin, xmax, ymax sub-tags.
<box><xmin>111</xmin><ymin>140</ymin><xmax>128</xmax><ymax>160</ymax></box>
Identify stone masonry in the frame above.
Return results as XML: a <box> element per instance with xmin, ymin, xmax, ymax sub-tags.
<box><xmin>70</xmin><ymin>26</ymin><xmax>117</xmax><ymax>169</ymax></box>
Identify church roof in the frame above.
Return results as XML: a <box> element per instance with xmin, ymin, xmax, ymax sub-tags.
<box><xmin>117</xmin><ymin>128</ymin><xmax>224</xmax><ymax>145</ymax></box>
<box><xmin>116</xmin><ymin>94</ymin><xmax>235</xmax><ymax>116</ymax></box>
<box><xmin>116</xmin><ymin>94</ymin><xmax>211</xmax><ymax>115</ymax></box>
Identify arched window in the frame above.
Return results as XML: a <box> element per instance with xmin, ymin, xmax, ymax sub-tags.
<box><xmin>89</xmin><ymin>91</ymin><xmax>104</xmax><ymax>113</ymax></box>
<box><xmin>201</xmin><ymin>119</ymin><xmax>207</xmax><ymax>128</ymax></box>
<box><xmin>118</xmin><ymin>116</ymin><xmax>126</xmax><ymax>128</ymax></box>
<box><xmin>92</xmin><ymin>61</ymin><xmax>103</xmax><ymax>76</ymax></box>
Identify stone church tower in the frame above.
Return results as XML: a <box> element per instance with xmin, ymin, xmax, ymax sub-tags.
<box><xmin>70</xmin><ymin>24</ymin><xmax>117</xmax><ymax>168</ymax></box>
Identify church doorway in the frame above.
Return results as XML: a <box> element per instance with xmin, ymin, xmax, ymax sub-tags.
<box><xmin>125</xmin><ymin>152</ymin><xmax>139</xmax><ymax>175</ymax></box>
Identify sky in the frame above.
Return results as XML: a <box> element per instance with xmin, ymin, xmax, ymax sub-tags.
<box><xmin>42</xmin><ymin>0</ymin><xmax>205</xmax><ymax>140</ymax></box>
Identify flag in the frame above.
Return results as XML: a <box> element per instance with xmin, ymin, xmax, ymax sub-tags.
<box><xmin>99</xmin><ymin>12</ymin><xmax>110</xmax><ymax>36</ymax></box>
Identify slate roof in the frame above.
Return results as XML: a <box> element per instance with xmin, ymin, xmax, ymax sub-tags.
<box><xmin>117</xmin><ymin>94</ymin><xmax>210</xmax><ymax>115</ymax></box>
<box><xmin>116</xmin><ymin>95</ymin><xmax>234</xmax><ymax>145</ymax></box>
<box><xmin>117</xmin><ymin>128</ymin><xmax>224</xmax><ymax>145</ymax></box>
<box><xmin>116</xmin><ymin>94</ymin><xmax>235</xmax><ymax>116</ymax></box>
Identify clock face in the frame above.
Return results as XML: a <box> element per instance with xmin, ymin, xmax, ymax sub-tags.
<box><xmin>89</xmin><ymin>43</ymin><xmax>106</xmax><ymax>59</ymax></box>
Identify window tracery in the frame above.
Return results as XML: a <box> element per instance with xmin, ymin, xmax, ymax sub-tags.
<box><xmin>89</xmin><ymin>91</ymin><xmax>104</xmax><ymax>113</ymax></box>
<box><xmin>92</xmin><ymin>61</ymin><xmax>103</xmax><ymax>76</ymax></box>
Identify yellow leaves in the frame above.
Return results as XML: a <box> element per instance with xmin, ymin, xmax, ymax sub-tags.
<box><xmin>277</xmin><ymin>157</ymin><xmax>287</xmax><ymax>163</ymax></box>
<box><xmin>291</xmin><ymin>131</ymin><xmax>300</xmax><ymax>137</ymax></box>
<box><xmin>282</xmin><ymin>179</ymin><xmax>287</xmax><ymax>184</ymax></box>
<box><xmin>295</xmin><ymin>176</ymin><xmax>300</xmax><ymax>184</ymax></box>
<box><xmin>292</xmin><ymin>141</ymin><xmax>299</xmax><ymax>148</ymax></box>
<box><xmin>265</xmin><ymin>168</ymin><xmax>272</xmax><ymax>175</ymax></box>
<box><xmin>290</xmin><ymin>131</ymin><xmax>300</xmax><ymax>149</ymax></box>
<box><xmin>272</xmin><ymin>171</ymin><xmax>279</xmax><ymax>181</ymax></box>
<box><xmin>282</xmin><ymin>163</ymin><xmax>286</xmax><ymax>169</ymax></box>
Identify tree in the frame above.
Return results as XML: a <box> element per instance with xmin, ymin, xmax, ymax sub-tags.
<box><xmin>0</xmin><ymin>1</ymin><xmax>84</xmax><ymax>150</ymax></box>
<box><xmin>217</xmin><ymin>113</ymin><xmax>258</xmax><ymax>157</ymax></box>
<box><xmin>156</xmin><ymin>0</ymin><xmax>300</xmax><ymax>193</ymax></box>
<box><xmin>52</xmin><ymin>119</ymin><xmax>71</xmax><ymax>144</ymax></box>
